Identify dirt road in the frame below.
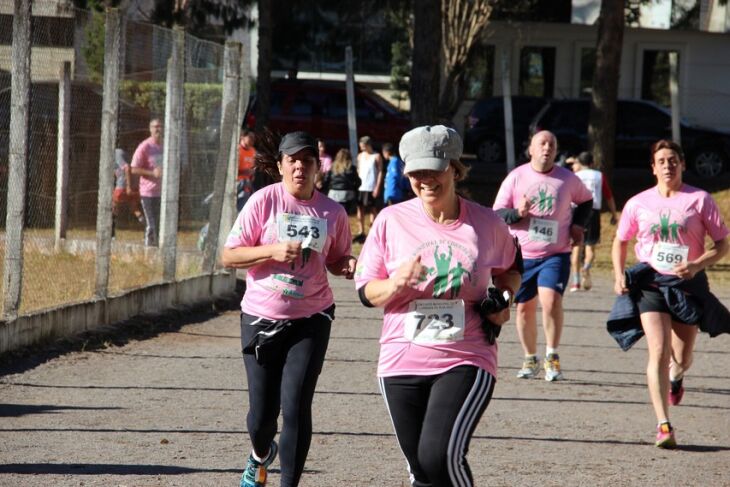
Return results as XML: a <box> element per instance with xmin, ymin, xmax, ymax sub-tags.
<box><xmin>1</xmin><ymin>275</ymin><xmax>729</xmax><ymax>486</ymax></box>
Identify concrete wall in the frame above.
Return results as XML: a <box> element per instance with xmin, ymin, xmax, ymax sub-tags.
<box><xmin>0</xmin><ymin>271</ymin><xmax>237</xmax><ymax>354</ymax></box>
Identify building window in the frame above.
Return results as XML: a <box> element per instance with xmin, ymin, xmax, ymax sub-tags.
<box><xmin>519</xmin><ymin>46</ymin><xmax>556</xmax><ymax>98</ymax></box>
<box><xmin>463</xmin><ymin>44</ymin><xmax>495</xmax><ymax>100</ymax></box>
<box><xmin>579</xmin><ymin>47</ymin><xmax>596</xmax><ymax>97</ymax></box>
<box><xmin>641</xmin><ymin>49</ymin><xmax>679</xmax><ymax>107</ymax></box>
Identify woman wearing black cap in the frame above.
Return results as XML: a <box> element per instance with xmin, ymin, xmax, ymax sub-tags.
<box><xmin>222</xmin><ymin>131</ymin><xmax>357</xmax><ymax>487</ymax></box>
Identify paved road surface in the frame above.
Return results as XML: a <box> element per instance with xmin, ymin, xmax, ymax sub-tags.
<box><xmin>1</xmin><ymin>275</ymin><xmax>729</xmax><ymax>486</ymax></box>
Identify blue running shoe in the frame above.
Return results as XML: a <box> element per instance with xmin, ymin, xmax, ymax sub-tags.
<box><xmin>241</xmin><ymin>441</ymin><xmax>278</xmax><ymax>487</ymax></box>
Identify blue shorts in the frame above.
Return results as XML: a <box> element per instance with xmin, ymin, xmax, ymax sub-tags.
<box><xmin>515</xmin><ymin>252</ymin><xmax>571</xmax><ymax>303</ymax></box>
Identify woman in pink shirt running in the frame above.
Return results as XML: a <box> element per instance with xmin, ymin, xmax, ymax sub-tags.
<box><xmin>612</xmin><ymin>139</ymin><xmax>729</xmax><ymax>449</ymax></box>
<box><xmin>222</xmin><ymin>131</ymin><xmax>356</xmax><ymax>487</ymax></box>
<box><xmin>355</xmin><ymin>125</ymin><xmax>521</xmax><ymax>487</ymax></box>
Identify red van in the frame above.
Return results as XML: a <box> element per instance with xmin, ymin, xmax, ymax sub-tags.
<box><xmin>245</xmin><ymin>78</ymin><xmax>411</xmax><ymax>150</ymax></box>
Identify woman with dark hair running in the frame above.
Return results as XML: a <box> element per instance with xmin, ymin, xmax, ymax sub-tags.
<box><xmin>610</xmin><ymin>139</ymin><xmax>730</xmax><ymax>448</ymax></box>
<box><xmin>222</xmin><ymin>130</ymin><xmax>356</xmax><ymax>486</ymax></box>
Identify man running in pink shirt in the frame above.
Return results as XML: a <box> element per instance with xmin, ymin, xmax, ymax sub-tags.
<box><xmin>493</xmin><ymin>131</ymin><xmax>593</xmax><ymax>381</ymax></box>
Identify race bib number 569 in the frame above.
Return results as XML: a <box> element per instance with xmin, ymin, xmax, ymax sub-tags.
<box><xmin>651</xmin><ymin>242</ymin><xmax>689</xmax><ymax>273</ymax></box>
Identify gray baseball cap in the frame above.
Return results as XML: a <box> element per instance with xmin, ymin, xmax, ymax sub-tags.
<box><xmin>279</xmin><ymin>131</ymin><xmax>317</xmax><ymax>155</ymax></box>
<box><xmin>399</xmin><ymin>125</ymin><xmax>463</xmax><ymax>174</ymax></box>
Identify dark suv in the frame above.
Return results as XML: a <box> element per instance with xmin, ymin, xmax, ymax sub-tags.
<box><xmin>463</xmin><ymin>96</ymin><xmax>546</xmax><ymax>164</ymax></box>
<box><xmin>529</xmin><ymin>99</ymin><xmax>730</xmax><ymax>178</ymax></box>
<box><xmin>245</xmin><ymin>79</ymin><xmax>411</xmax><ymax>149</ymax></box>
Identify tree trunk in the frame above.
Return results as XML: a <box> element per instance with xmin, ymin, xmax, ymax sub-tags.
<box><xmin>255</xmin><ymin>0</ymin><xmax>272</xmax><ymax>131</ymax></box>
<box><xmin>410</xmin><ymin>0</ymin><xmax>441</xmax><ymax>127</ymax></box>
<box><xmin>587</xmin><ymin>0</ymin><xmax>625</xmax><ymax>184</ymax></box>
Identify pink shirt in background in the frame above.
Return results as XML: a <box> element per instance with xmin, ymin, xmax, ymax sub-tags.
<box><xmin>617</xmin><ymin>184</ymin><xmax>729</xmax><ymax>273</ymax></box>
<box><xmin>131</xmin><ymin>137</ymin><xmax>163</xmax><ymax>197</ymax></box>
<box><xmin>319</xmin><ymin>153</ymin><xmax>333</xmax><ymax>174</ymax></box>
<box><xmin>354</xmin><ymin>197</ymin><xmax>517</xmax><ymax>379</ymax></box>
<box><xmin>225</xmin><ymin>182</ymin><xmax>352</xmax><ymax>320</ymax></box>
<box><xmin>493</xmin><ymin>164</ymin><xmax>592</xmax><ymax>259</ymax></box>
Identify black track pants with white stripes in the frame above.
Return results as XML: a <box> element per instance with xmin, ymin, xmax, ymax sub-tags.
<box><xmin>380</xmin><ymin>366</ymin><xmax>495</xmax><ymax>487</ymax></box>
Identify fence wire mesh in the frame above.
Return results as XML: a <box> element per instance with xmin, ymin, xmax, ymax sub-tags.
<box><xmin>0</xmin><ymin>7</ymin><xmax>231</xmax><ymax>315</ymax></box>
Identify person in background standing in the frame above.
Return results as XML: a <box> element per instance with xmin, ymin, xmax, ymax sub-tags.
<box><xmin>353</xmin><ymin>135</ymin><xmax>383</xmax><ymax>243</ymax></box>
<box><xmin>131</xmin><ymin>118</ymin><xmax>163</xmax><ymax>247</ymax></box>
<box><xmin>315</xmin><ymin>139</ymin><xmax>333</xmax><ymax>194</ymax></box>
<box><xmin>238</xmin><ymin>128</ymin><xmax>257</xmax><ymax>210</ymax></box>
<box><xmin>382</xmin><ymin>142</ymin><xmax>409</xmax><ymax>205</ymax></box>
<box><xmin>566</xmin><ymin>151</ymin><xmax>619</xmax><ymax>292</ymax></box>
<box><xmin>324</xmin><ymin>148</ymin><xmax>361</xmax><ymax>214</ymax></box>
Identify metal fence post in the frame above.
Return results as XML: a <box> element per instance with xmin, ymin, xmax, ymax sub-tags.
<box><xmin>160</xmin><ymin>27</ymin><xmax>185</xmax><ymax>281</ymax></box>
<box><xmin>501</xmin><ymin>48</ymin><xmax>516</xmax><ymax>172</ymax></box>
<box><xmin>204</xmin><ymin>41</ymin><xmax>241</xmax><ymax>273</ymax></box>
<box><xmin>94</xmin><ymin>8</ymin><xmax>122</xmax><ymax>299</ymax></box>
<box><xmin>3</xmin><ymin>0</ymin><xmax>32</xmax><ymax>319</ymax></box>
<box><xmin>669</xmin><ymin>51</ymin><xmax>681</xmax><ymax>146</ymax></box>
<box><xmin>217</xmin><ymin>40</ymin><xmax>252</xmax><ymax>251</ymax></box>
<box><xmin>55</xmin><ymin>61</ymin><xmax>71</xmax><ymax>250</ymax></box>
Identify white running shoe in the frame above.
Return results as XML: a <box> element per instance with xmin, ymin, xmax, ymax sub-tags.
<box><xmin>516</xmin><ymin>356</ymin><xmax>541</xmax><ymax>379</ymax></box>
<box><xmin>544</xmin><ymin>353</ymin><xmax>564</xmax><ymax>381</ymax></box>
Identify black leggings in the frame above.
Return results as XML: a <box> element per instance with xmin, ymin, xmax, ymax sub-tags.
<box><xmin>240</xmin><ymin>309</ymin><xmax>333</xmax><ymax>487</ymax></box>
<box><xmin>380</xmin><ymin>366</ymin><xmax>496</xmax><ymax>487</ymax></box>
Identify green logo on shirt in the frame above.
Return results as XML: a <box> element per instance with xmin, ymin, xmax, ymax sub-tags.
<box><xmin>650</xmin><ymin>209</ymin><xmax>685</xmax><ymax>242</ymax></box>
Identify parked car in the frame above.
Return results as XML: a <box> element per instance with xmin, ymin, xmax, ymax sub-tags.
<box><xmin>463</xmin><ymin>96</ymin><xmax>547</xmax><ymax>164</ymax></box>
<box><xmin>244</xmin><ymin>79</ymin><xmax>411</xmax><ymax>150</ymax></box>
<box><xmin>529</xmin><ymin>98</ymin><xmax>730</xmax><ymax>178</ymax></box>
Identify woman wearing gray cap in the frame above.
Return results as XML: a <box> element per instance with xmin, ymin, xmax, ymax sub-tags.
<box><xmin>355</xmin><ymin>125</ymin><xmax>522</xmax><ymax>486</ymax></box>
<box><xmin>222</xmin><ymin>131</ymin><xmax>357</xmax><ymax>487</ymax></box>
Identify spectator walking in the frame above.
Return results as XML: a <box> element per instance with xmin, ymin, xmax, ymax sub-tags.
<box><xmin>238</xmin><ymin>128</ymin><xmax>257</xmax><ymax>210</ymax></box>
<box><xmin>356</xmin><ymin>125</ymin><xmax>521</xmax><ymax>487</ymax></box>
<box><xmin>221</xmin><ymin>131</ymin><xmax>356</xmax><ymax>487</ymax></box>
<box><xmin>353</xmin><ymin>135</ymin><xmax>383</xmax><ymax>243</ymax></box>
<box><xmin>493</xmin><ymin>131</ymin><xmax>593</xmax><ymax>381</ymax></box>
<box><xmin>609</xmin><ymin>139</ymin><xmax>730</xmax><ymax>448</ymax></box>
<box><xmin>131</xmin><ymin>118</ymin><xmax>163</xmax><ymax>247</ymax></box>
<box><xmin>566</xmin><ymin>151</ymin><xmax>618</xmax><ymax>291</ymax></box>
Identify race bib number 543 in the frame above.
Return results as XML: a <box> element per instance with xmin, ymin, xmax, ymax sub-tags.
<box><xmin>404</xmin><ymin>299</ymin><xmax>465</xmax><ymax>344</ymax></box>
<box><xmin>277</xmin><ymin>213</ymin><xmax>328</xmax><ymax>252</ymax></box>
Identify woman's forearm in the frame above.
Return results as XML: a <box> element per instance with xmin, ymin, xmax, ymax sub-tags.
<box><xmin>221</xmin><ymin>245</ymin><xmax>275</xmax><ymax>269</ymax></box>
<box><xmin>692</xmin><ymin>238</ymin><xmax>729</xmax><ymax>270</ymax></box>
<box><xmin>362</xmin><ymin>279</ymin><xmax>396</xmax><ymax>308</ymax></box>
<box><xmin>612</xmin><ymin>237</ymin><xmax>627</xmax><ymax>280</ymax></box>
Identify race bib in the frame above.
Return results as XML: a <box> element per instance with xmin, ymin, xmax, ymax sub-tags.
<box><xmin>403</xmin><ymin>299</ymin><xmax>465</xmax><ymax>344</ymax></box>
<box><xmin>651</xmin><ymin>242</ymin><xmax>689</xmax><ymax>273</ymax></box>
<box><xmin>277</xmin><ymin>213</ymin><xmax>328</xmax><ymax>252</ymax></box>
<box><xmin>528</xmin><ymin>217</ymin><xmax>558</xmax><ymax>243</ymax></box>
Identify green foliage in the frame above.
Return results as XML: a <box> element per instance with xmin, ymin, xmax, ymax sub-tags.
<box><xmin>390</xmin><ymin>40</ymin><xmax>411</xmax><ymax>104</ymax></box>
<box><xmin>82</xmin><ymin>9</ymin><xmax>106</xmax><ymax>83</ymax></box>
<box><xmin>119</xmin><ymin>81</ymin><xmax>223</xmax><ymax>126</ymax></box>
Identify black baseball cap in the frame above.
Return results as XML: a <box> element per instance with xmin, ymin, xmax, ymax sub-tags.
<box><xmin>278</xmin><ymin>131</ymin><xmax>317</xmax><ymax>155</ymax></box>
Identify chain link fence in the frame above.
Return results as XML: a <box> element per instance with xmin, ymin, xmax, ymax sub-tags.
<box><xmin>0</xmin><ymin>5</ymin><xmax>241</xmax><ymax>317</ymax></box>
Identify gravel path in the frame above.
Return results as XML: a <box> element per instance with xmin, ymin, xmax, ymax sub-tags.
<box><xmin>1</xmin><ymin>274</ymin><xmax>729</xmax><ymax>486</ymax></box>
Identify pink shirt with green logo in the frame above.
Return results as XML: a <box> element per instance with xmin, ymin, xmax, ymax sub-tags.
<box><xmin>354</xmin><ymin>197</ymin><xmax>517</xmax><ymax>379</ymax></box>
<box><xmin>493</xmin><ymin>164</ymin><xmax>592</xmax><ymax>259</ymax></box>
<box><xmin>617</xmin><ymin>184</ymin><xmax>729</xmax><ymax>274</ymax></box>
<box><xmin>225</xmin><ymin>182</ymin><xmax>352</xmax><ymax>319</ymax></box>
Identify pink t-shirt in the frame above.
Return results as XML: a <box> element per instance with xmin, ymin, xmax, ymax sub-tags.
<box><xmin>225</xmin><ymin>182</ymin><xmax>352</xmax><ymax>319</ymax></box>
<box><xmin>493</xmin><ymin>163</ymin><xmax>592</xmax><ymax>259</ymax></box>
<box><xmin>617</xmin><ymin>184</ymin><xmax>729</xmax><ymax>273</ymax></box>
<box><xmin>354</xmin><ymin>197</ymin><xmax>518</xmax><ymax>379</ymax></box>
<box><xmin>319</xmin><ymin>153</ymin><xmax>333</xmax><ymax>174</ymax></box>
<box><xmin>131</xmin><ymin>137</ymin><xmax>163</xmax><ymax>197</ymax></box>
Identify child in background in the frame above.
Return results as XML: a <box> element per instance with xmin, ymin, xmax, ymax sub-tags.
<box><xmin>324</xmin><ymin>148</ymin><xmax>361</xmax><ymax>214</ymax></box>
<box><xmin>382</xmin><ymin>142</ymin><xmax>409</xmax><ymax>205</ymax></box>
